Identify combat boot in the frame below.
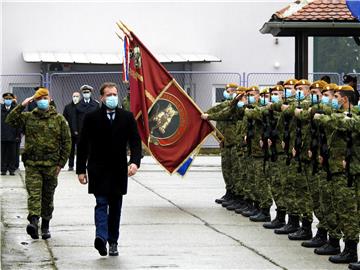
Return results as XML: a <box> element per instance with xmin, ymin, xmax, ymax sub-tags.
<box><xmin>234</xmin><ymin>200</ymin><xmax>251</xmax><ymax>214</ymax></box>
<box><xmin>263</xmin><ymin>210</ymin><xmax>286</xmax><ymax>229</ymax></box>
<box><xmin>215</xmin><ymin>190</ymin><xmax>231</xmax><ymax>204</ymax></box>
<box><xmin>241</xmin><ymin>202</ymin><xmax>260</xmax><ymax>218</ymax></box>
<box><xmin>288</xmin><ymin>218</ymin><xmax>312</xmax><ymax>240</ymax></box>
<box><xmin>221</xmin><ymin>193</ymin><xmax>237</xmax><ymax>208</ymax></box>
<box><xmin>41</xmin><ymin>219</ymin><xmax>51</xmax><ymax>240</ymax></box>
<box><xmin>26</xmin><ymin>215</ymin><xmax>39</xmax><ymax>239</ymax></box>
<box><xmin>314</xmin><ymin>237</ymin><xmax>340</xmax><ymax>255</ymax></box>
<box><xmin>301</xmin><ymin>228</ymin><xmax>327</xmax><ymax>248</ymax></box>
<box><xmin>249</xmin><ymin>207</ymin><xmax>270</xmax><ymax>222</ymax></box>
<box><xmin>226</xmin><ymin>197</ymin><xmax>245</xmax><ymax>211</ymax></box>
<box><xmin>274</xmin><ymin>215</ymin><xmax>300</xmax><ymax>234</ymax></box>
<box><xmin>329</xmin><ymin>240</ymin><xmax>358</xmax><ymax>264</ymax></box>
<box><xmin>349</xmin><ymin>261</ymin><xmax>360</xmax><ymax>269</ymax></box>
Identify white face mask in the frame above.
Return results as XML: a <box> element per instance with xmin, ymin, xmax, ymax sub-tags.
<box><xmin>83</xmin><ymin>93</ymin><xmax>91</xmax><ymax>100</ymax></box>
<box><xmin>72</xmin><ymin>96</ymin><xmax>80</xmax><ymax>104</ymax></box>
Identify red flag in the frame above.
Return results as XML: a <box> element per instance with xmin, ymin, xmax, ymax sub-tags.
<box><xmin>121</xmin><ymin>24</ymin><xmax>220</xmax><ymax>174</ymax></box>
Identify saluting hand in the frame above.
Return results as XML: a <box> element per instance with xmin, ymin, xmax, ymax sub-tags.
<box><xmin>78</xmin><ymin>174</ymin><xmax>88</xmax><ymax>184</ymax></box>
<box><xmin>128</xmin><ymin>163</ymin><xmax>138</xmax><ymax>177</ymax></box>
<box><xmin>21</xmin><ymin>96</ymin><xmax>35</xmax><ymax>106</ymax></box>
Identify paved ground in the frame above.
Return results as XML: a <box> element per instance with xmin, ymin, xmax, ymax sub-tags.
<box><xmin>1</xmin><ymin>156</ymin><xmax>348</xmax><ymax>269</ymax></box>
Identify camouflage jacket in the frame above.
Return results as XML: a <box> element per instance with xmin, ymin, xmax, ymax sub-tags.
<box><xmin>206</xmin><ymin>101</ymin><xmax>238</xmax><ymax>147</ymax></box>
<box><xmin>277</xmin><ymin>97</ymin><xmax>312</xmax><ymax>163</ymax></box>
<box><xmin>314</xmin><ymin>108</ymin><xmax>360</xmax><ymax>174</ymax></box>
<box><xmin>6</xmin><ymin>104</ymin><xmax>71</xmax><ymax>167</ymax></box>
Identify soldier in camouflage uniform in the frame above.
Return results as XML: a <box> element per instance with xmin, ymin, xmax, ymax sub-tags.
<box><xmin>313</xmin><ymin>85</ymin><xmax>359</xmax><ymax>264</ymax></box>
<box><xmin>263</xmin><ymin>85</ymin><xmax>287</xmax><ymax>229</ymax></box>
<box><xmin>278</xmin><ymin>79</ymin><xmax>313</xmax><ymax>241</ymax></box>
<box><xmin>298</xmin><ymin>81</ymin><xmax>335</xmax><ymax>249</ymax></box>
<box><xmin>272</xmin><ymin>79</ymin><xmax>300</xmax><ymax>234</ymax></box>
<box><xmin>242</xmin><ymin>87</ymin><xmax>273</xmax><ymax>222</ymax></box>
<box><xmin>6</xmin><ymin>88</ymin><xmax>71</xmax><ymax>240</ymax></box>
<box><xmin>202</xmin><ymin>83</ymin><xmax>238</xmax><ymax>205</ymax></box>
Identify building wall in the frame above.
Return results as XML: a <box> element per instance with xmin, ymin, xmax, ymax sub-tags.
<box><xmin>2</xmin><ymin>1</ymin><xmax>312</xmax><ymax>75</ymax></box>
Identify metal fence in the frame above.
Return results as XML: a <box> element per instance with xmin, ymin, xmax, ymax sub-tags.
<box><xmin>246</xmin><ymin>72</ymin><xmax>342</xmax><ymax>87</ymax></box>
<box><xmin>49</xmin><ymin>71</ymin><xmax>242</xmax><ymax>114</ymax></box>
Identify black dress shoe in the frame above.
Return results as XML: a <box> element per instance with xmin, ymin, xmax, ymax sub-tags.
<box><xmin>1</xmin><ymin>171</ymin><xmax>6</xmax><ymax>175</ymax></box>
<box><xmin>288</xmin><ymin>227</ymin><xmax>312</xmax><ymax>240</ymax></box>
<box><xmin>68</xmin><ymin>167</ymin><xmax>74</xmax><ymax>171</ymax></box>
<box><xmin>9</xmin><ymin>171</ymin><xmax>15</xmax><ymax>176</ymax></box>
<box><xmin>94</xmin><ymin>237</ymin><xmax>107</xmax><ymax>256</ymax></box>
<box><xmin>109</xmin><ymin>243</ymin><xmax>119</xmax><ymax>256</ymax></box>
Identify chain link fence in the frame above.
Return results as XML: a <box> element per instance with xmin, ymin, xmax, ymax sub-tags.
<box><xmin>49</xmin><ymin>71</ymin><xmax>242</xmax><ymax>115</ymax></box>
<box><xmin>246</xmin><ymin>72</ymin><xmax>341</xmax><ymax>87</ymax></box>
<box><xmin>0</xmin><ymin>74</ymin><xmax>44</xmax><ymax>104</ymax></box>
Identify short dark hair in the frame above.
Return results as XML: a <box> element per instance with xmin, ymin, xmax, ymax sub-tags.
<box><xmin>100</xmin><ymin>82</ymin><xmax>118</xmax><ymax>96</ymax></box>
<box><xmin>320</xmin><ymin>75</ymin><xmax>331</xmax><ymax>84</ymax></box>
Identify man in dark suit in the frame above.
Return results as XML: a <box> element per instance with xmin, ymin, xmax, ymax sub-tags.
<box><xmin>76</xmin><ymin>82</ymin><xmax>142</xmax><ymax>257</ymax></box>
<box><xmin>63</xmin><ymin>91</ymin><xmax>80</xmax><ymax>171</ymax></box>
<box><xmin>75</xmin><ymin>85</ymin><xmax>100</xmax><ymax>136</ymax></box>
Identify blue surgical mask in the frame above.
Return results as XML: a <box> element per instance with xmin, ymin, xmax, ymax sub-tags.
<box><xmin>248</xmin><ymin>96</ymin><xmax>256</xmax><ymax>104</ymax></box>
<box><xmin>105</xmin><ymin>95</ymin><xmax>118</xmax><ymax>109</ymax></box>
<box><xmin>4</xmin><ymin>99</ymin><xmax>12</xmax><ymax>106</ymax></box>
<box><xmin>331</xmin><ymin>99</ymin><xmax>340</xmax><ymax>110</ymax></box>
<box><xmin>311</xmin><ymin>94</ymin><xmax>320</xmax><ymax>104</ymax></box>
<box><xmin>295</xmin><ymin>90</ymin><xmax>305</xmax><ymax>101</ymax></box>
<box><xmin>321</xmin><ymin>96</ymin><xmax>330</xmax><ymax>105</ymax></box>
<box><xmin>260</xmin><ymin>98</ymin><xmax>269</xmax><ymax>106</ymax></box>
<box><xmin>36</xmin><ymin>99</ymin><xmax>49</xmax><ymax>110</ymax></box>
<box><xmin>271</xmin><ymin>95</ymin><xmax>280</xmax><ymax>103</ymax></box>
<box><xmin>223</xmin><ymin>90</ymin><xmax>231</xmax><ymax>100</ymax></box>
<box><xmin>283</xmin><ymin>89</ymin><xmax>293</xmax><ymax>98</ymax></box>
<box><xmin>83</xmin><ymin>93</ymin><xmax>91</xmax><ymax>100</ymax></box>
<box><xmin>237</xmin><ymin>101</ymin><xmax>245</xmax><ymax>108</ymax></box>
<box><xmin>231</xmin><ymin>93</ymin><xmax>237</xmax><ymax>100</ymax></box>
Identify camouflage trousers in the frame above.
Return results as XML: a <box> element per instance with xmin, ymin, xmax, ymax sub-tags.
<box><xmin>308</xmin><ymin>170</ymin><xmax>328</xmax><ymax>230</ymax></box>
<box><xmin>283</xmin><ymin>160</ymin><xmax>313</xmax><ymax>221</ymax></box>
<box><xmin>25</xmin><ymin>165</ymin><xmax>58</xmax><ymax>221</ymax></box>
<box><xmin>268</xmin><ymin>155</ymin><xmax>287</xmax><ymax>212</ymax></box>
<box><xmin>246</xmin><ymin>157</ymin><xmax>272</xmax><ymax>209</ymax></box>
<box><xmin>326</xmin><ymin>174</ymin><xmax>359</xmax><ymax>242</ymax></box>
<box><xmin>221</xmin><ymin>145</ymin><xmax>237</xmax><ymax>193</ymax></box>
<box><xmin>233</xmin><ymin>146</ymin><xmax>246</xmax><ymax>197</ymax></box>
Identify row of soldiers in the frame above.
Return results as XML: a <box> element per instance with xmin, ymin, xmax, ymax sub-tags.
<box><xmin>202</xmin><ymin>79</ymin><xmax>360</xmax><ymax>269</ymax></box>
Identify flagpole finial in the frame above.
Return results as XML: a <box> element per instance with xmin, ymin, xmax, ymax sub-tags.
<box><xmin>115</xmin><ymin>31</ymin><xmax>124</xmax><ymax>41</ymax></box>
<box><xmin>116</xmin><ymin>21</ymin><xmax>133</xmax><ymax>41</ymax></box>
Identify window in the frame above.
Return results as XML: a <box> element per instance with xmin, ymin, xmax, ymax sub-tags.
<box><xmin>213</xmin><ymin>86</ymin><xmax>225</xmax><ymax>105</ymax></box>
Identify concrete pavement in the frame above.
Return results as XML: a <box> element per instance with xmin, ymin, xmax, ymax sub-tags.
<box><xmin>1</xmin><ymin>156</ymin><xmax>348</xmax><ymax>269</ymax></box>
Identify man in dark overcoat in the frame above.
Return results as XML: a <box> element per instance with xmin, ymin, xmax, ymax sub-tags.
<box><xmin>76</xmin><ymin>82</ymin><xmax>142</xmax><ymax>256</ymax></box>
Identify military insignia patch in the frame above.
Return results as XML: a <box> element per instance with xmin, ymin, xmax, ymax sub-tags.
<box><xmin>148</xmin><ymin>92</ymin><xmax>187</xmax><ymax>146</ymax></box>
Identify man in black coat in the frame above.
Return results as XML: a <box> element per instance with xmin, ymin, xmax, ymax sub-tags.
<box><xmin>1</xmin><ymin>93</ymin><xmax>20</xmax><ymax>175</ymax></box>
<box><xmin>76</xmin><ymin>82</ymin><xmax>142</xmax><ymax>257</ymax></box>
<box><xmin>63</xmin><ymin>91</ymin><xmax>81</xmax><ymax>171</ymax></box>
<box><xmin>75</xmin><ymin>85</ymin><xmax>100</xmax><ymax>136</ymax></box>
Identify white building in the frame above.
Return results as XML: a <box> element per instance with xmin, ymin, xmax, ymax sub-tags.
<box><xmin>1</xmin><ymin>0</ymin><xmax>314</xmax><ymax>147</ymax></box>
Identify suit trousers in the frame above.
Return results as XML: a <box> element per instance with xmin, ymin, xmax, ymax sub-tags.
<box><xmin>95</xmin><ymin>195</ymin><xmax>123</xmax><ymax>244</ymax></box>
